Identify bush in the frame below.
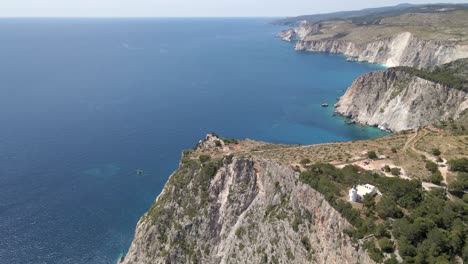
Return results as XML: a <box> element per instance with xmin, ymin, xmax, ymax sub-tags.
<box><xmin>363</xmin><ymin>194</ymin><xmax>376</xmax><ymax>210</ymax></box>
<box><xmin>376</xmin><ymin>195</ymin><xmax>403</xmax><ymax>219</ymax></box>
<box><xmin>384</xmin><ymin>255</ymin><xmax>399</xmax><ymax>264</ymax></box>
<box><xmin>425</xmin><ymin>161</ymin><xmax>439</xmax><ymax>173</ymax></box>
<box><xmin>448</xmin><ymin>158</ymin><xmax>468</xmax><ymax>172</ymax></box>
<box><xmin>379</xmin><ymin>237</ymin><xmax>394</xmax><ymax>253</ymax></box>
<box><xmin>430</xmin><ymin>171</ymin><xmax>443</xmax><ymax>184</ymax></box>
<box><xmin>300</xmin><ymin>158</ymin><xmax>311</xmax><ymax>166</ymax></box>
<box><xmin>391</xmin><ymin>148</ymin><xmax>397</xmax><ymax>153</ymax></box>
<box><xmin>199</xmin><ymin>155</ymin><xmax>211</xmax><ymax>163</ymax></box>
<box><xmin>390</xmin><ymin>167</ymin><xmax>401</xmax><ymax>176</ymax></box>
<box><xmin>431</xmin><ymin>148</ymin><xmax>441</xmax><ymax>156</ymax></box>
<box><xmin>383</xmin><ymin>165</ymin><xmax>391</xmax><ymax>172</ymax></box>
<box><xmin>368</xmin><ymin>151</ymin><xmax>378</xmax><ymax>160</ymax></box>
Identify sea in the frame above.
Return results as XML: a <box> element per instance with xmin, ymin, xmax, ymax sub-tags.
<box><xmin>0</xmin><ymin>18</ymin><xmax>388</xmax><ymax>264</ymax></box>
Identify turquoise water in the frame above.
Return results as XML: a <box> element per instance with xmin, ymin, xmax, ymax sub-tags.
<box><xmin>0</xmin><ymin>18</ymin><xmax>388</xmax><ymax>264</ymax></box>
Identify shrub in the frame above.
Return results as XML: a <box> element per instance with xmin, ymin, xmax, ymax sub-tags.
<box><xmin>368</xmin><ymin>151</ymin><xmax>378</xmax><ymax>160</ymax></box>
<box><xmin>376</xmin><ymin>195</ymin><xmax>403</xmax><ymax>219</ymax></box>
<box><xmin>301</xmin><ymin>236</ymin><xmax>311</xmax><ymax>252</ymax></box>
<box><xmin>199</xmin><ymin>155</ymin><xmax>211</xmax><ymax>163</ymax></box>
<box><xmin>379</xmin><ymin>237</ymin><xmax>394</xmax><ymax>253</ymax></box>
<box><xmin>447</xmin><ymin>158</ymin><xmax>468</xmax><ymax>172</ymax></box>
<box><xmin>430</xmin><ymin>171</ymin><xmax>443</xmax><ymax>184</ymax></box>
<box><xmin>391</xmin><ymin>148</ymin><xmax>397</xmax><ymax>153</ymax></box>
<box><xmin>300</xmin><ymin>158</ymin><xmax>311</xmax><ymax>166</ymax></box>
<box><xmin>383</xmin><ymin>165</ymin><xmax>391</xmax><ymax>172</ymax></box>
<box><xmin>431</xmin><ymin>148</ymin><xmax>441</xmax><ymax>156</ymax></box>
<box><xmin>384</xmin><ymin>255</ymin><xmax>399</xmax><ymax>264</ymax></box>
<box><xmin>425</xmin><ymin>161</ymin><xmax>439</xmax><ymax>173</ymax></box>
<box><xmin>390</xmin><ymin>167</ymin><xmax>401</xmax><ymax>176</ymax></box>
<box><xmin>363</xmin><ymin>194</ymin><xmax>376</xmax><ymax>210</ymax></box>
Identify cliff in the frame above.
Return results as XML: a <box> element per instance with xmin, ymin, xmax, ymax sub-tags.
<box><xmin>279</xmin><ymin>9</ymin><xmax>468</xmax><ymax>68</ymax></box>
<box><xmin>294</xmin><ymin>32</ymin><xmax>468</xmax><ymax>68</ymax></box>
<box><xmin>119</xmin><ymin>136</ymin><xmax>374</xmax><ymax>264</ymax></box>
<box><xmin>335</xmin><ymin>69</ymin><xmax>468</xmax><ymax>132</ymax></box>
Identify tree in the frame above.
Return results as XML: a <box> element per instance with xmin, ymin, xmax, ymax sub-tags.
<box><xmin>384</xmin><ymin>255</ymin><xmax>399</xmax><ymax>264</ymax></box>
<box><xmin>430</xmin><ymin>171</ymin><xmax>443</xmax><ymax>184</ymax></box>
<box><xmin>383</xmin><ymin>165</ymin><xmax>391</xmax><ymax>172</ymax></box>
<box><xmin>378</xmin><ymin>237</ymin><xmax>394</xmax><ymax>253</ymax></box>
<box><xmin>376</xmin><ymin>195</ymin><xmax>403</xmax><ymax>219</ymax></box>
<box><xmin>425</xmin><ymin>161</ymin><xmax>439</xmax><ymax>173</ymax></box>
<box><xmin>300</xmin><ymin>158</ymin><xmax>311</xmax><ymax>166</ymax></box>
<box><xmin>390</xmin><ymin>167</ymin><xmax>401</xmax><ymax>176</ymax></box>
<box><xmin>367</xmin><ymin>151</ymin><xmax>378</xmax><ymax>160</ymax></box>
<box><xmin>447</xmin><ymin>158</ymin><xmax>468</xmax><ymax>172</ymax></box>
<box><xmin>363</xmin><ymin>194</ymin><xmax>376</xmax><ymax>210</ymax></box>
<box><xmin>431</xmin><ymin>148</ymin><xmax>441</xmax><ymax>156</ymax></box>
<box><xmin>199</xmin><ymin>155</ymin><xmax>211</xmax><ymax>163</ymax></box>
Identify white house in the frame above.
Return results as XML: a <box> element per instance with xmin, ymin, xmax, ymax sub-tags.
<box><xmin>349</xmin><ymin>184</ymin><xmax>378</xmax><ymax>202</ymax></box>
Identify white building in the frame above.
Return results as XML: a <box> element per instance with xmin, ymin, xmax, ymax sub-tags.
<box><xmin>349</xmin><ymin>184</ymin><xmax>378</xmax><ymax>202</ymax></box>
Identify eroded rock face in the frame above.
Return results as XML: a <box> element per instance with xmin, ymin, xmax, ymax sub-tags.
<box><xmin>335</xmin><ymin>70</ymin><xmax>468</xmax><ymax>132</ymax></box>
<box><xmin>277</xmin><ymin>21</ymin><xmax>322</xmax><ymax>42</ymax></box>
<box><xmin>281</xmin><ymin>25</ymin><xmax>468</xmax><ymax>68</ymax></box>
<box><xmin>120</xmin><ymin>157</ymin><xmax>374</xmax><ymax>264</ymax></box>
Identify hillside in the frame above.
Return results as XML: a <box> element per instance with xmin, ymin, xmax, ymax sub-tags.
<box><xmin>335</xmin><ymin>58</ymin><xmax>468</xmax><ymax>132</ymax></box>
<box><xmin>274</xmin><ymin>3</ymin><xmax>468</xmax><ymax>26</ymax></box>
<box><xmin>120</xmin><ymin>131</ymin><xmax>468</xmax><ymax>264</ymax></box>
<box><xmin>278</xmin><ymin>8</ymin><xmax>468</xmax><ymax>68</ymax></box>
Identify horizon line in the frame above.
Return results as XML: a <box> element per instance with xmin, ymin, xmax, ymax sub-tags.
<box><xmin>0</xmin><ymin>16</ymin><xmax>285</xmax><ymax>19</ymax></box>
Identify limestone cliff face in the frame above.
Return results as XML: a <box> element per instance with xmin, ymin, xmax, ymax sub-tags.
<box><xmin>280</xmin><ymin>26</ymin><xmax>468</xmax><ymax>68</ymax></box>
<box><xmin>335</xmin><ymin>70</ymin><xmax>468</xmax><ymax>132</ymax></box>
<box><xmin>120</xmin><ymin>152</ymin><xmax>374</xmax><ymax>263</ymax></box>
<box><xmin>277</xmin><ymin>21</ymin><xmax>321</xmax><ymax>42</ymax></box>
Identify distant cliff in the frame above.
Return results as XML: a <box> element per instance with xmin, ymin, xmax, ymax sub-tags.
<box><xmin>279</xmin><ymin>9</ymin><xmax>468</xmax><ymax>68</ymax></box>
<box><xmin>119</xmin><ymin>136</ymin><xmax>374</xmax><ymax>264</ymax></box>
<box><xmin>293</xmin><ymin>32</ymin><xmax>468</xmax><ymax>68</ymax></box>
<box><xmin>335</xmin><ymin>68</ymin><xmax>468</xmax><ymax>132</ymax></box>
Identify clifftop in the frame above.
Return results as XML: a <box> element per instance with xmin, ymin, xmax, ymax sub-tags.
<box><xmin>279</xmin><ymin>9</ymin><xmax>468</xmax><ymax>68</ymax></box>
<box><xmin>335</xmin><ymin>59</ymin><xmax>468</xmax><ymax>132</ymax></box>
<box><xmin>121</xmin><ymin>128</ymin><xmax>468</xmax><ymax>263</ymax></box>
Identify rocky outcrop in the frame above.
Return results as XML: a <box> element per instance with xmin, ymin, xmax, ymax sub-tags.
<box><xmin>294</xmin><ymin>32</ymin><xmax>468</xmax><ymax>68</ymax></box>
<box><xmin>278</xmin><ymin>21</ymin><xmax>321</xmax><ymax>42</ymax></box>
<box><xmin>335</xmin><ymin>70</ymin><xmax>468</xmax><ymax>131</ymax></box>
<box><xmin>120</xmin><ymin>153</ymin><xmax>374</xmax><ymax>263</ymax></box>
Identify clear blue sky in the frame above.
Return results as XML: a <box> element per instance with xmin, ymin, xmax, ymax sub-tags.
<box><xmin>1</xmin><ymin>0</ymin><xmax>466</xmax><ymax>17</ymax></box>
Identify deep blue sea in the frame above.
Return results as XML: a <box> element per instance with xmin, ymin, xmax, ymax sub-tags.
<box><xmin>0</xmin><ymin>18</ymin><xmax>388</xmax><ymax>264</ymax></box>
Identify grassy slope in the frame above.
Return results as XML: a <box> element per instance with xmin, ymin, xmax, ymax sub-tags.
<box><xmin>300</xmin><ymin>9</ymin><xmax>468</xmax><ymax>44</ymax></box>
<box><xmin>274</xmin><ymin>3</ymin><xmax>468</xmax><ymax>26</ymax></box>
<box><xmin>392</xmin><ymin>58</ymin><xmax>468</xmax><ymax>91</ymax></box>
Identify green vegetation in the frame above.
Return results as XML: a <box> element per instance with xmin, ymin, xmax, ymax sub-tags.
<box><xmin>367</xmin><ymin>150</ymin><xmax>378</xmax><ymax>160</ymax></box>
<box><xmin>393</xmin><ymin>58</ymin><xmax>468</xmax><ymax>91</ymax></box>
<box><xmin>221</xmin><ymin>137</ymin><xmax>239</xmax><ymax>145</ymax></box>
<box><xmin>447</xmin><ymin>158</ymin><xmax>468</xmax><ymax>197</ymax></box>
<box><xmin>300</xmin><ymin>158</ymin><xmax>311</xmax><ymax>166</ymax></box>
<box><xmin>199</xmin><ymin>155</ymin><xmax>211</xmax><ymax>163</ymax></box>
<box><xmin>425</xmin><ymin>160</ymin><xmax>438</xmax><ymax>173</ymax></box>
<box><xmin>300</xmin><ymin>163</ymin><xmax>468</xmax><ymax>263</ymax></box>
<box><xmin>431</xmin><ymin>148</ymin><xmax>442</xmax><ymax>157</ymax></box>
<box><xmin>448</xmin><ymin>158</ymin><xmax>468</xmax><ymax>172</ymax></box>
<box><xmin>378</xmin><ymin>237</ymin><xmax>394</xmax><ymax>253</ymax></box>
<box><xmin>430</xmin><ymin>171</ymin><xmax>443</xmax><ymax>185</ymax></box>
<box><xmin>390</xmin><ymin>167</ymin><xmax>401</xmax><ymax>176</ymax></box>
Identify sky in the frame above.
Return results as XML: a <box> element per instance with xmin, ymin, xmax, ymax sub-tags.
<box><xmin>1</xmin><ymin>0</ymin><xmax>466</xmax><ymax>17</ymax></box>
